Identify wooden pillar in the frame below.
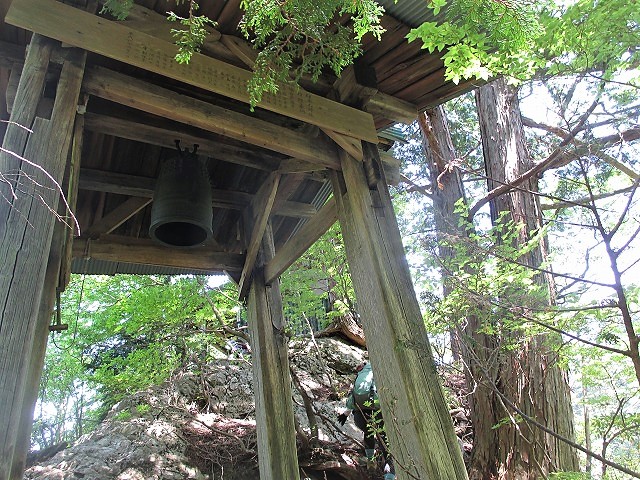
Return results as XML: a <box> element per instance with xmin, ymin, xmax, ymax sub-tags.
<box><xmin>0</xmin><ymin>35</ymin><xmax>86</xmax><ymax>480</ymax></box>
<box><xmin>246</xmin><ymin>224</ymin><xmax>300</xmax><ymax>480</ymax></box>
<box><xmin>11</xmin><ymin>222</ymin><xmax>65</xmax><ymax>479</ymax></box>
<box><xmin>330</xmin><ymin>145</ymin><xmax>468</xmax><ymax>480</ymax></box>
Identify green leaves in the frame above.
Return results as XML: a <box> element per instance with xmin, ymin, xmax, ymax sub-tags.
<box><xmin>240</xmin><ymin>0</ymin><xmax>384</xmax><ymax>106</ymax></box>
<box><xmin>541</xmin><ymin>0</ymin><xmax>640</xmax><ymax>78</ymax></box>
<box><xmin>34</xmin><ymin>275</ymin><xmax>241</xmax><ymax>450</ymax></box>
<box><xmin>168</xmin><ymin>5</ymin><xmax>216</xmax><ymax>64</ymax></box>
<box><xmin>408</xmin><ymin>0</ymin><xmax>545</xmax><ymax>84</ymax></box>
<box><xmin>100</xmin><ymin>0</ymin><xmax>133</xmax><ymax>21</ymax></box>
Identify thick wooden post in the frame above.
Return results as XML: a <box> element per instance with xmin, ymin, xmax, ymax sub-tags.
<box><xmin>11</xmin><ymin>223</ymin><xmax>65</xmax><ymax>479</ymax></box>
<box><xmin>0</xmin><ymin>37</ymin><xmax>86</xmax><ymax>480</ymax></box>
<box><xmin>246</xmin><ymin>224</ymin><xmax>300</xmax><ymax>480</ymax></box>
<box><xmin>330</xmin><ymin>146</ymin><xmax>468</xmax><ymax>480</ymax></box>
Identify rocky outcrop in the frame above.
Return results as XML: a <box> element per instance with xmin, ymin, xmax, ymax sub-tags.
<box><xmin>26</xmin><ymin>337</ymin><xmax>470</xmax><ymax>479</ymax></box>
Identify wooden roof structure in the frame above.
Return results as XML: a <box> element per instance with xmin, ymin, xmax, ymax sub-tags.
<box><xmin>0</xmin><ymin>1</ymin><xmax>476</xmax><ymax>479</ymax></box>
<box><xmin>0</xmin><ymin>0</ymin><xmax>475</xmax><ymax>282</ymax></box>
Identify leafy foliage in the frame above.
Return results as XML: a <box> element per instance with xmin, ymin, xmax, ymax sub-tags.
<box><xmin>100</xmin><ymin>0</ymin><xmax>133</xmax><ymax>21</ymax></box>
<box><xmin>280</xmin><ymin>223</ymin><xmax>355</xmax><ymax>333</ymax></box>
<box><xmin>33</xmin><ymin>275</ymin><xmax>241</xmax><ymax>449</ymax></box>
<box><xmin>168</xmin><ymin>2</ymin><xmax>217</xmax><ymax>64</ymax></box>
<box><xmin>541</xmin><ymin>0</ymin><xmax>640</xmax><ymax>79</ymax></box>
<box><xmin>240</xmin><ymin>0</ymin><xmax>384</xmax><ymax>106</ymax></box>
<box><xmin>407</xmin><ymin>0</ymin><xmax>544</xmax><ymax>84</ymax></box>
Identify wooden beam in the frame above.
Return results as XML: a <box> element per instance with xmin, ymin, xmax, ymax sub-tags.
<box><xmin>11</xmin><ymin>223</ymin><xmax>64</xmax><ymax>479</ymax></box>
<box><xmin>363</xmin><ymin>92</ymin><xmax>417</xmax><ymax>125</ymax></box>
<box><xmin>0</xmin><ymin>39</ymin><xmax>85</xmax><ymax>479</ymax></box>
<box><xmin>118</xmin><ymin>4</ymin><xmax>243</xmax><ymax>68</ymax></box>
<box><xmin>264</xmin><ymin>198</ymin><xmax>337</xmax><ymax>285</ymax></box>
<box><xmin>321</xmin><ymin>128</ymin><xmax>363</xmax><ymax>161</ymax></box>
<box><xmin>83</xmin><ymin>112</ymin><xmax>282</xmax><ymax>172</ymax></box>
<box><xmin>6</xmin><ymin>0</ymin><xmax>379</xmax><ymax>143</ymax></box>
<box><xmin>85</xmin><ymin>197</ymin><xmax>152</xmax><ymax>237</ymax></box>
<box><xmin>72</xmin><ymin>235</ymin><xmax>244</xmax><ymax>272</ymax></box>
<box><xmin>238</xmin><ymin>173</ymin><xmax>281</xmax><ymax>299</ymax></box>
<box><xmin>331</xmin><ymin>147</ymin><xmax>468</xmax><ymax>479</ymax></box>
<box><xmin>220</xmin><ymin>34</ymin><xmax>258</xmax><ymax>67</ymax></box>
<box><xmin>78</xmin><ymin>169</ymin><xmax>317</xmax><ymax>218</ymax></box>
<box><xmin>60</xmin><ymin>114</ymin><xmax>84</xmax><ymax>291</ymax></box>
<box><xmin>82</xmin><ymin>66</ymin><xmax>340</xmax><ymax>169</ymax></box>
<box><xmin>246</xmin><ymin>225</ymin><xmax>300</xmax><ymax>480</ymax></box>
<box><xmin>379</xmin><ymin>150</ymin><xmax>401</xmax><ymax>186</ymax></box>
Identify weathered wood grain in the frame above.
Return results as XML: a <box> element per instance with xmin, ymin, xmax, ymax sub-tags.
<box><xmin>0</xmin><ymin>42</ymin><xmax>85</xmax><ymax>479</ymax></box>
<box><xmin>363</xmin><ymin>92</ymin><xmax>417</xmax><ymax>125</ymax></box>
<box><xmin>72</xmin><ymin>235</ymin><xmax>244</xmax><ymax>272</ymax></box>
<box><xmin>82</xmin><ymin>66</ymin><xmax>340</xmax><ymax>169</ymax></box>
<box><xmin>331</xmin><ymin>146</ymin><xmax>469</xmax><ymax>479</ymax></box>
<box><xmin>11</xmin><ymin>223</ymin><xmax>64</xmax><ymax>479</ymax></box>
<box><xmin>238</xmin><ymin>172</ymin><xmax>280</xmax><ymax>299</ymax></box>
<box><xmin>5</xmin><ymin>0</ymin><xmax>379</xmax><ymax>143</ymax></box>
<box><xmin>246</xmin><ymin>225</ymin><xmax>300</xmax><ymax>480</ymax></box>
<box><xmin>60</xmin><ymin>114</ymin><xmax>84</xmax><ymax>291</ymax></box>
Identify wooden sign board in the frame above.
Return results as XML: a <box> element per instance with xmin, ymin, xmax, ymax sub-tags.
<box><xmin>5</xmin><ymin>0</ymin><xmax>379</xmax><ymax>144</ymax></box>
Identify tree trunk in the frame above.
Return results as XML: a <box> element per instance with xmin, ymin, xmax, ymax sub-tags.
<box><xmin>418</xmin><ymin>107</ymin><xmax>502</xmax><ymax>480</ymax></box>
<box><xmin>475</xmin><ymin>77</ymin><xmax>579</xmax><ymax>479</ymax></box>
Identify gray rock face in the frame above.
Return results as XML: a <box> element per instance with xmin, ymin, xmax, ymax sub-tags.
<box><xmin>26</xmin><ymin>337</ymin><xmax>367</xmax><ymax>480</ymax></box>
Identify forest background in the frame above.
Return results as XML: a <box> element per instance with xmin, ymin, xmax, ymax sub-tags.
<box><xmin>28</xmin><ymin>0</ymin><xmax>639</xmax><ymax>479</ymax></box>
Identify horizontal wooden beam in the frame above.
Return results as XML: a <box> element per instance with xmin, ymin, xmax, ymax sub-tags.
<box><xmin>78</xmin><ymin>169</ymin><xmax>318</xmax><ymax>218</ymax></box>
<box><xmin>363</xmin><ymin>92</ymin><xmax>417</xmax><ymax>125</ymax></box>
<box><xmin>264</xmin><ymin>198</ymin><xmax>338</xmax><ymax>285</ymax></box>
<box><xmin>6</xmin><ymin>0</ymin><xmax>378</xmax><ymax>143</ymax></box>
<box><xmin>72</xmin><ymin>235</ymin><xmax>244</xmax><ymax>272</ymax></box>
<box><xmin>82</xmin><ymin>66</ymin><xmax>340</xmax><ymax>169</ymax></box>
<box><xmin>83</xmin><ymin>113</ymin><xmax>281</xmax><ymax>172</ymax></box>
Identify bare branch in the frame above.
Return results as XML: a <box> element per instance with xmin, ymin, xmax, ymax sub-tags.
<box><xmin>469</xmin><ymin>90</ymin><xmax>604</xmax><ymax>219</ymax></box>
<box><xmin>1</xmin><ymin>146</ymin><xmax>81</xmax><ymax>236</ymax></box>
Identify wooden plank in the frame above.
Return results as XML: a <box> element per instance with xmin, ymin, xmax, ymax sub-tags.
<box><xmin>0</xmin><ymin>35</ymin><xmax>53</xmax><ymax>173</ymax></box>
<box><xmin>0</xmin><ymin>42</ymin><xmax>86</xmax><ymax>479</ymax></box>
<box><xmin>416</xmin><ymin>76</ymin><xmax>478</xmax><ymax>110</ymax></box>
<box><xmin>82</xmin><ymin>66</ymin><xmax>340</xmax><ymax>169</ymax></box>
<box><xmin>363</xmin><ymin>92</ymin><xmax>417</xmax><ymax>125</ymax></box>
<box><xmin>322</xmin><ymin>128</ymin><xmax>363</xmax><ymax>161</ymax></box>
<box><xmin>11</xmin><ymin>223</ymin><xmax>64</xmax><ymax>479</ymax></box>
<box><xmin>72</xmin><ymin>235</ymin><xmax>244</xmax><ymax>271</ymax></box>
<box><xmin>120</xmin><ymin>4</ymin><xmax>241</xmax><ymax>66</ymax></box>
<box><xmin>246</xmin><ymin>225</ymin><xmax>300</xmax><ymax>480</ymax></box>
<box><xmin>379</xmin><ymin>150</ymin><xmax>401</xmax><ymax>186</ymax></box>
<box><xmin>83</xmin><ymin>112</ymin><xmax>282</xmax><ymax>172</ymax></box>
<box><xmin>85</xmin><ymin>197</ymin><xmax>152</xmax><ymax>237</ymax></box>
<box><xmin>6</xmin><ymin>0</ymin><xmax>379</xmax><ymax>143</ymax></box>
<box><xmin>220</xmin><ymin>34</ymin><xmax>258</xmax><ymax>66</ymax></box>
<box><xmin>5</xmin><ymin>64</ymin><xmax>21</xmax><ymax>113</ymax></box>
<box><xmin>238</xmin><ymin>172</ymin><xmax>281</xmax><ymax>299</ymax></box>
<box><xmin>78</xmin><ymin>169</ymin><xmax>317</xmax><ymax>218</ymax></box>
<box><xmin>60</xmin><ymin>114</ymin><xmax>84</xmax><ymax>290</ymax></box>
<box><xmin>264</xmin><ymin>198</ymin><xmax>337</xmax><ymax>285</ymax></box>
<box><xmin>330</xmin><ymin>148</ymin><xmax>468</xmax><ymax>479</ymax></box>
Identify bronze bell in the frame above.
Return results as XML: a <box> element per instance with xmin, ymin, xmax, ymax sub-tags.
<box><xmin>149</xmin><ymin>141</ymin><xmax>213</xmax><ymax>248</ymax></box>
